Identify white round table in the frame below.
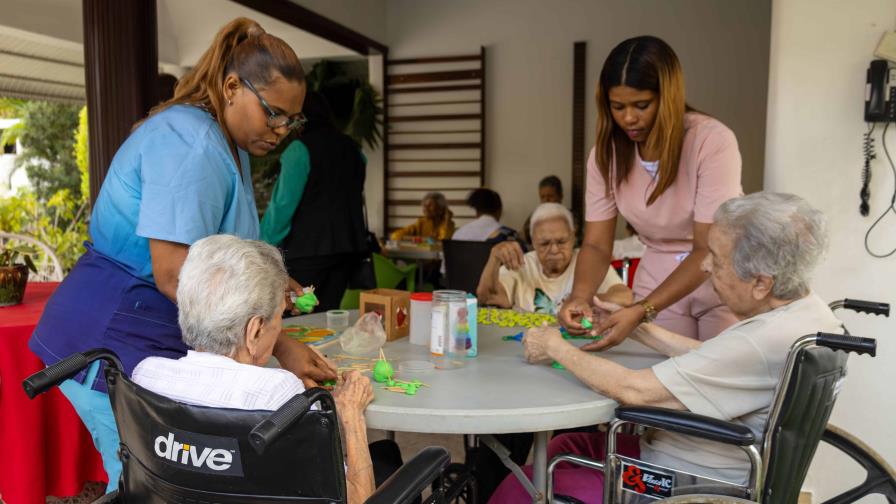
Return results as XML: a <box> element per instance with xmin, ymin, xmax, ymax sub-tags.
<box><xmin>285</xmin><ymin>310</ymin><xmax>665</xmax><ymax>502</ymax></box>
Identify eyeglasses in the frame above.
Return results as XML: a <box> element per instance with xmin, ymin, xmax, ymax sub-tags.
<box><xmin>240</xmin><ymin>78</ymin><xmax>307</xmax><ymax>132</ymax></box>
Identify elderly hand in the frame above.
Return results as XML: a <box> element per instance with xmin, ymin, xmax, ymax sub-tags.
<box><xmin>490</xmin><ymin>240</ymin><xmax>526</xmax><ymax>270</ymax></box>
<box><xmin>557</xmin><ymin>296</ymin><xmax>593</xmax><ymax>335</ymax></box>
<box><xmin>523</xmin><ymin>324</ymin><xmax>566</xmax><ymax>364</ymax></box>
<box><xmin>333</xmin><ymin>370</ymin><xmax>374</xmax><ymax>420</ymax></box>
<box><xmin>580</xmin><ymin>303</ymin><xmax>643</xmax><ymax>352</ymax></box>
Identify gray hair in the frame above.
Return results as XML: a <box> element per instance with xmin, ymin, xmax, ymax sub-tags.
<box><xmin>530</xmin><ymin>202</ymin><xmax>575</xmax><ymax>239</ymax></box>
<box><xmin>714</xmin><ymin>192</ymin><xmax>828</xmax><ymax>300</ymax></box>
<box><xmin>177</xmin><ymin>235</ymin><xmax>288</xmax><ymax>356</ymax></box>
<box><xmin>424</xmin><ymin>192</ymin><xmax>448</xmax><ymax>212</ymax></box>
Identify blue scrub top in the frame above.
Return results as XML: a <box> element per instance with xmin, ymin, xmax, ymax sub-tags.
<box><xmin>89</xmin><ymin>104</ymin><xmax>259</xmax><ymax>282</ymax></box>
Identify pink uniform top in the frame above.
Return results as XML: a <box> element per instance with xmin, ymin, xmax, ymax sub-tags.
<box><xmin>585</xmin><ymin>112</ymin><xmax>743</xmax><ymax>340</ymax></box>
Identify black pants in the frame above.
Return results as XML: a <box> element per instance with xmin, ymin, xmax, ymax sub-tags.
<box><xmin>287</xmin><ymin>254</ymin><xmax>354</xmax><ymax>312</ymax></box>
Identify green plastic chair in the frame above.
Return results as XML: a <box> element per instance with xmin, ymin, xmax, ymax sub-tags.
<box><xmin>339</xmin><ymin>289</ymin><xmax>361</xmax><ymax>310</ymax></box>
<box><xmin>372</xmin><ymin>253</ymin><xmax>416</xmax><ymax>292</ymax></box>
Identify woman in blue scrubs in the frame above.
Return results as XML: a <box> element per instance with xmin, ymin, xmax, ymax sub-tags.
<box><xmin>28</xmin><ymin>17</ymin><xmax>336</xmax><ymax>491</ymax></box>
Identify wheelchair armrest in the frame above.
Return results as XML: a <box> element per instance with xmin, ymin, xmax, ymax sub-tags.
<box><xmin>364</xmin><ymin>446</ymin><xmax>450</xmax><ymax>504</ymax></box>
<box><xmin>23</xmin><ymin>348</ymin><xmax>123</xmax><ymax>399</ymax></box>
<box><xmin>616</xmin><ymin>406</ymin><xmax>755</xmax><ymax>446</ymax></box>
<box><xmin>250</xmin><ymin>388</ymin><xmax>336</xmax><ymax>454</ymax></box>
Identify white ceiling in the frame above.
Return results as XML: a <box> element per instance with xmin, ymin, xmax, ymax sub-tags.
<box><xmin>0</xmin><ymin>0</ymin><xmax>361</xmax><ymax>102</ymax></box>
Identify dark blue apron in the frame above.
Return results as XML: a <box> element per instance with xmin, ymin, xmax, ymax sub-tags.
<box><xmin>29</xmin><ymin>243</ymin><xmax>188</xmax><ymax>393</ymax></box>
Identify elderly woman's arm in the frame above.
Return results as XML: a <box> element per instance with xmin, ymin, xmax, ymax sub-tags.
<box><xmin>334</xmin><ymin>371</ymin><xmax>376</xmax><ymax>504</ymax></box>
<box><xmin>524</xmin><ymin>326</ymin><xmax>686</xmax><ymax>409</ymax></box>
<box><xmin>476</xmin><ymin>241</ymin><xmax>523</xmax><ymax>308</ymax></box>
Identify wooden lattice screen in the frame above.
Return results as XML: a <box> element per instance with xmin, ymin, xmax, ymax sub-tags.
<box><xmin>383</xmin><ymin>48</ymin><xmax>486</xmax><ymax>234</ymax></box>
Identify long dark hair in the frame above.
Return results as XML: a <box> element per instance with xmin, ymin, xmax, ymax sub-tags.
<box><xmin>594</xmin><ymin>36</ymin><xmax>688</xmax><ymax>205</ymax></box>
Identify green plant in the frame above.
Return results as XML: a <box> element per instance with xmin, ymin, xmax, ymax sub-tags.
<box><xmin>16</xmin><ymin>100</ymin><xmax>82</xmax><ymax>202</ymax></box>
<box><xmin>0</xmin><ymin>243</ymin><xmax>37</xmax><ymax>272</ymax></box>
<box><xmin>305</xmin><ymin>60</ymin><xmax>384</xmax><ymax>150</ymax></box>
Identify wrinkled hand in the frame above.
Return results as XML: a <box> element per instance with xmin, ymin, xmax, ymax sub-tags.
<box><xmin>557</xmin><ymin>297</ymin><xmax>593</xmax><ymax>336</ymax></box>
<box><xmin>490</xmin><ymin>241</ymin><xmax>526</xmax><ymax>270</ymax></box>
<box><xmin>580</xmin><ymin>304</ymin><xmax>643</xmax><ymax>352</ymax></box>
<box><xmin>278</xmin><ymin>338</ymin><xmax>338</xmax><ymax>388</ymax></box>
<box><xmin>523</xmin><ymin>324</ymin><xmax>565</xmax><ymax>364</ymax></box>
<box><xmin>333</xmin><ymin>370</ymin><xmax>374</xmax><ymax>419</ymax></box>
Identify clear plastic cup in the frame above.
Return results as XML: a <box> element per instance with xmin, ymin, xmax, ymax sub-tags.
<box><xmin>326</xmin><ymin>310</ymin><xmax>350</xmax><ymax>335</ymax></box>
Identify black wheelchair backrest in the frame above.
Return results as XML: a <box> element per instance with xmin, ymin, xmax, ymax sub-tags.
<box><xmin>106</xmin><ymin>367</ymin><xmax>347</xmax><ymax>503</ymax></box>
<box><xmin>760</xmin><ymin>342</ymin><xmax>849</xmax><ymax>503</ymax></box>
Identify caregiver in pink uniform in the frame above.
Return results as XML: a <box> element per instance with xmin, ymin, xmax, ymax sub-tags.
<box><xmin>558</xmin><ymin>35</ymin><xmax>742</xmax><ymax>347</ymax></box>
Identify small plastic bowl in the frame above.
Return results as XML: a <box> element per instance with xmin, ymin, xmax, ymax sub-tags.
<box><xmin>399</xmin><ymin>360</ymin><xmax>435</xmax><ymax>375</ymax></box>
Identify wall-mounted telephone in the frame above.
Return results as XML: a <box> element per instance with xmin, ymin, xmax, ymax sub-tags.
<box><xmin>865</xmin><ymin>59</ymin><xmax>896</xmax><ymax>122</ymax></box>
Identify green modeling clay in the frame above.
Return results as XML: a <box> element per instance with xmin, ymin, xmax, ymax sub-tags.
<box><xmin>580</xmin><ymin>317</ymin><xmax>593</xmax><ymax>330</ymax></box>
<box><xmin>294</xmin><ymin>291</ymin><xmax>318</xmax><ymax>313</ymax></box>
<box><xmin>373</xmin><ymin>359</ymin><xmax>394</xmax><ymax>383</ymax></box>
<box><xmin>552</xmin><ymin>361</ymin><xmax>565</xmax><ymax>370</ymax></box>
<box><xmin>322</xmin><ymin>379</ymin><xmax>336</xmax><ymax>387</ymax></box>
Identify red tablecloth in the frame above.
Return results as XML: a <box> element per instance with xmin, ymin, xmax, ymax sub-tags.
<box><xmin>0</xmin><ymin>282</ymin><xmax>107</xmax><ymax>504</ymax></box>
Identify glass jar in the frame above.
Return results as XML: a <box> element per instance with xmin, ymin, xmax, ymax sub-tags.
<box><xmin>430</xmin><ymin>289</ymin><xmax>467</xmax><ymax>369</ymax></box>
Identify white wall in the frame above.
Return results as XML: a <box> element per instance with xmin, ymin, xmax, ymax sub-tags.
<box><xmin>765</xmin><ymin>0</ymin><xmax>896</xmax><ymax>500</ymax></box>
<box><xmin>383</xmin><ymin>0</ymin><xmax>771</xmax><ymax>231</ymax></box>
<box><xmin>291</xmin><ymin>0</ymin><xmax>387</xmax><ymax>44</ymax></box>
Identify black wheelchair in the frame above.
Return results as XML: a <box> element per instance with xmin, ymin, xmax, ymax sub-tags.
<box><xmin>23</xmin><ymin>350</ymin><xmax>450</xmax><ymax>503</ymax></box>
<box><xmin>548</xmin><ymin>298</ymin><xmax>894</xmax><ymax>504</ymax></box>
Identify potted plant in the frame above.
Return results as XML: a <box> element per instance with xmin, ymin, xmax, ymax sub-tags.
<box><xmin>0</xmin><ymin>245</ymin><xmax>38</xmax><ymax>306</ymax></box>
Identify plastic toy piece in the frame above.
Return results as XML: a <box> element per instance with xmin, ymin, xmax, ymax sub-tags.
<box><xmin>294</xmin><ymin>286</ymin><xmax>319</xmax><ymax>313</ymax></box>
<box><xmin>373</xmin><ymin>349</ymin><xmax>394</xmax><ymax>383</ymax></box>
<box><xmin>501</xmin><ymin>332</ymin><xmax>524</xmax><ymax>342</ymax></box>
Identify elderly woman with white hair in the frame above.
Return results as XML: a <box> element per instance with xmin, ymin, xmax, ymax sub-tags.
<box><xmin>477</xmin><ymin>202</ymin><xmax>632</xmax><ymax>314</ymax></box>
<box><xmin>132</xmin><ymin>235</ymin><xmax>399</xmax><ymax>504</ymax></box>
<box><xmin>489</xmin><ymin>192</ymin><xmax>843</xmax><ymax>504</ymax></box>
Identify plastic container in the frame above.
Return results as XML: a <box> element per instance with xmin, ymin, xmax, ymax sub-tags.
<box><xmin>409</xmin><ymin>292</ymin><xmax>433</xmax><ymax>346</ymax></box>
<box><xmin>399</xmin><ymin>360</ymin><xmax>435</xmax><ymax>375</ymax></box>
<box><xmin>430</xmin><ymin>290</ymin><xmax>467</xmax><ymax>369</ymax></box>
<box><xmin>326</xmin><ymin>310</ymin><xmax>350</xmax><ymax>334</ymax></box>
<box><xmin>466</xmin><ymin>293</ymin><xmax>478</xmax><ymax>357</ymax></box>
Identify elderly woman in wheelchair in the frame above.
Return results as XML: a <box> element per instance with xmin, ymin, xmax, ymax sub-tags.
<box><xmin>127</xmin><ymin>234</ymin><xmax>404</xmax><ymax>503</ymax></box>
<box><xmin>490</xmin><ymin>192</ymin><xmax>870</xmax><ymax>503</ymax></box>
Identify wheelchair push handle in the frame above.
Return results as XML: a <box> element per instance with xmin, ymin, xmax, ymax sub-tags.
<box><xmin>22</xmin><ymin>348</ymin><xmax>123</xmax><ymax>399</ymax></box>
<box><xmin>250</xmin><ymin>387</ymin><xmax>335</xmax><ymax>454</ymax></box>
<box><xmin>816</xmin><ymin>333</ymin><xmax>877</xmax><ymax>357</ymax></box>
<box><xmin>840</xmin><ymin>299</ymin><xmax>890</xmax><ymax>317</ymax></box>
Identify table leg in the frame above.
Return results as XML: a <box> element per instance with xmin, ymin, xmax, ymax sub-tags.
<box><xmin>384</xmin><ymin>430</ymin><xmax>395</xmax><ymax>441</ymax></box>
<box><xmin>533</xmin><ymin>431</ymin><xmax>549</xmax><ymax>503</ymax></box>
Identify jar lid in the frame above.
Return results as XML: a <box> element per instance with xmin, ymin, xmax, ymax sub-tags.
<box><xmin>410</xmin><ymin>292</ymin><xmax>433</xmax><ymax>301</ymax></box>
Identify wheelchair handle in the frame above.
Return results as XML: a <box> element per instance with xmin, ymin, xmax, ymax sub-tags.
<box><xmin>816</xmin><ymin>332</ymin><xmax>877</xmax><ymax>357</ymax></box>
<box><xmin>832</xmin><ymin>299</ymin><xmax>890</xmax><ymax>316</ymax></box>
<box><xmin>22</xmin><ymin>348</ymin><xmax>123</xmax><ymax>400</ymax></box>
<box><xmin>249</xmin><ymin>387</ymin><xmax>335</xmax><ymax>454</ymax></box>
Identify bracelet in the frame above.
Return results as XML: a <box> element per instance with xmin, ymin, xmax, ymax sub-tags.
<box><xmin>636</xmin><ymin>299</ymin><xmax>658</xmax><ymax>323</ymax></box>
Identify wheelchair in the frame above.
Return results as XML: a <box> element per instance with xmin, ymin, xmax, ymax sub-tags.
<box><xmin>547</xmin><ymin>298</ymin><xmax>894</xmax><ymax>504</ymax></box>
<box><xmin>23</xmin><ymin>349</ymin><xmax>450</xmax><ymax>503</ymax></box>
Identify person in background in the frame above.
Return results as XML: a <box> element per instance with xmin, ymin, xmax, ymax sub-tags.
<box><xmin>133</xmin><ymin>235</ymin><xmax>403</xmax><ymax>504</ymax></box>
<box><xmin>390</xmin><ymin>192</ymin><xmax>456</xmax><ymax>241</ymax></box>
<box><xmin>477</xmin><ymin>203</ymin><xmax>632</xmax><ymax>315</ymax></box>
<box><xmin>452</xmin><ymin>188</ymin><xmax>521</xmax><ymax>244</ymax></box>
<box><xmin>558</xmin><ymin>35</ymin><xmax>743</xmax><ymax>349</ymax></box>
<box><xmin>261</xmin><ymin>91</ymin><xmax>367</xmax><ymax>311</ymax></box>
<box><xmin>522</xmin><ymin>175</ymin><xmax>565</xmax><ymax>244</ymax></box>
<box><xmin>28</xmin><ymin>18</ymin><xmax>335</xmax><ymax>491</ymax></box>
